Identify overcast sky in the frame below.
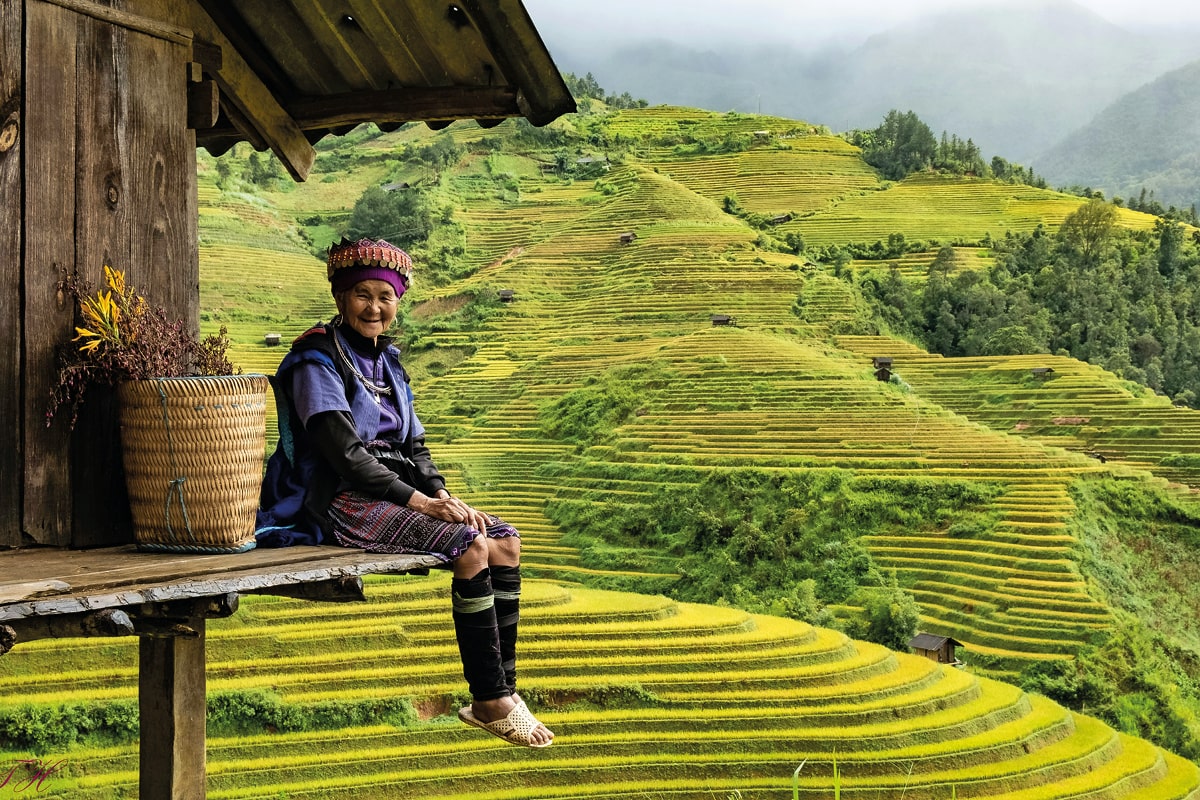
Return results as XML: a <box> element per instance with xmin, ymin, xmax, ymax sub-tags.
<box><xmin>525</xmin><ymin>0</ymin><xmax>1200</xmax><ymax>49</ymax></box>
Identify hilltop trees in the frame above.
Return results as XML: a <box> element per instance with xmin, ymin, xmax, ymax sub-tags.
<box><xmin>562</xmin><ymin>71</ymin><xmax>649</xmax><ymax>110</ymax></box>
<box><xmin>854</xmin><ymin>110</ymin><xmax>938</xmax><ymax>180</ymax></box>
<box><xmin>346</xmin><ymin>185</ymin><xmax>432</xmax><ymax>249</ymax></box>
<box><xmin>853</xmin><ymin>110</ymin><xmax>1044</xmax><ymax>185</ymax></box>
<box><xmin>851</xmin><ymin>220</ymin><xmax>1200</xmax><ymax>406</ymax></box>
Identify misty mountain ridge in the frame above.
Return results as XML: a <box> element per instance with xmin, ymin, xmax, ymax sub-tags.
<box><xmin>1037</xmin><ymin>58</ymin><xmax>1200</xmax><ymax>213</ymax></box>
<box><xmin>547</xmin><ymin>0</ymin><xmax>1196</xmax><ymax>163</ymax></box>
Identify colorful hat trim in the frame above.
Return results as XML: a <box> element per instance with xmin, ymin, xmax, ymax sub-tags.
<box><xmin>326</xmin><ymin>238</ymin><xmax>413</xmax><ymax>297</ymax></box>
<box><xmin>326</xmin><ymin>237</ymin><xmax>412</xmax><ymax>280</ymax></box>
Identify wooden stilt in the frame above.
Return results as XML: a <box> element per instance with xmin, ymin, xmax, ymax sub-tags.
<box><xmin>139</xmin><ymin>617</ymin><xmax>207</xmax><ymax>800</ymax></box>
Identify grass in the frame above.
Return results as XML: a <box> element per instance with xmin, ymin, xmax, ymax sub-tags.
<box><xmin>6</xmin><ymin>580</ymin><xmax>1192</xmax><ymax>799</ymax></box>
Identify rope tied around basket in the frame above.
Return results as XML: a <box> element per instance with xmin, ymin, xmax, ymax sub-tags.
<box><xmin>155</xmin><ymin>378</ymin><xmax>195</xmax><ymax>543</ymax></box>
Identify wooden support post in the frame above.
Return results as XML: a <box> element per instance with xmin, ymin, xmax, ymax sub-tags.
<box><xmin>0</xmin><ymin>0</ymin><xmax>21</xmax><ymax>547</ymax></box>
<box><xmin>139</xmin><ymin>616</ymin><xmax>206</xmax><ymax>800</ymax></box>
<box><xmin>186</xmin><ymin>79</ymin><xmax>220</xmax><ymax>130</ymax></box>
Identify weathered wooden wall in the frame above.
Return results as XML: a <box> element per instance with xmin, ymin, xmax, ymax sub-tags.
<box><xmin>21</xmin><ymin>0</ymin><xmax>75</xmax><ymax>547</ymax></box>
<box><xmin>1</xmin><ymin>0</ymin><xmax>22</xmax><ymax>548</ymax></box>
<box><xmin>14</xmin><ymin>0</ymin><xmax>197</xmax><ymax>548</ymax></box>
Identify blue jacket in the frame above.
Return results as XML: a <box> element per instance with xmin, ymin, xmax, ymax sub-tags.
<box><xmin>254</xmin><ymin>323</ymin><xmax>444</xmax><ymax>546</ymax></box>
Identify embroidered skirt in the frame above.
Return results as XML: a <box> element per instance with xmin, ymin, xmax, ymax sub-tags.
<box><xmin>327</xmin><ymin>491</ymin><xmax>518</xmax><ymax>562</ymax></box>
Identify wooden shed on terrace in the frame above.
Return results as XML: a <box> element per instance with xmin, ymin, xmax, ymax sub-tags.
<box><xmin>1</xmin><ymin>0</ymin><xmax>572</xmax><ymax>796</ymax></box>
<box><xmin>909</xmin><ymin>632</ymin><xmax>964</xmax><ymax>666</ymax></box>
<box><xmin>3</xmin><ymin>0</ymin><xmax>573</xmax><ymax>548</ymax></box>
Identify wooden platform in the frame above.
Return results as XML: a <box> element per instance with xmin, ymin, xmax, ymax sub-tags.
<box><xmin>0</xmin><ymin>544</ymin><xmax>440</xmax><ymax>800</ymax></box>
<box><xmin>0</xmin><ymin>543</ymin><xmax>440</xmax><ymax>619</ymax></box>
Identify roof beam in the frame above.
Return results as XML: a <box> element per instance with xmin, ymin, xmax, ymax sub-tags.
<box><xmin>202</xmin><ymin>86</ymin><xmax>525</xmax><ymax>143</ymax></box>
<box><xmin>176</xmin><ymin>4</ymin><xmax>315</xmax><ymax>180</ymax></box>
<box><xmin>286</xmin><ymin>86</ymin><xmax>520</xmax><ymax>129</ymax></box>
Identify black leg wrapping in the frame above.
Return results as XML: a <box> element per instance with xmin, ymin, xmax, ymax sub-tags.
<box><xmin>491</xmin><ymin>564</ymin><xmax>521</xmax><ymax>693</ymax></box>
<box><xmin>451</xmin><ymin>568</ymin><xmax>509</xmax><ymax>701</ymax></box>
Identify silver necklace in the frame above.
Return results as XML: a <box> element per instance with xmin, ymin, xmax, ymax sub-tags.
<box><xmin>332</xmin><ymin>328</ymin><xmax>394</xmax><ymax>402</ymax></box>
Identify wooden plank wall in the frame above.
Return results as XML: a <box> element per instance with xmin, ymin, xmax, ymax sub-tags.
<box><xmin>19</xmin><ymin>0</ymin><xmax>197</xmax><ymax>547</ymax></box>
<box><xmin>127</xmin><ymin>0</ymin><xmax>197</xmax><ymax>335</ymax></box>
<box><xmin>24</xmin><ymin>0</ymin><xmax>79</xmax><ymax>546</ymax></box>
<box><xmin>70</xmin><ymin>1</ymin><xmax>134</xmax><ymax>546</ymax></box>
<box><xmin>0</xmin><ymin>0</ymin><xmax>22</xmax><ymax>548</ymax></box>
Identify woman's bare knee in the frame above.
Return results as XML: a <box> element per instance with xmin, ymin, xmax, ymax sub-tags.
<box><xmin>488</xmin><ymin>535</ymin><xmax>520</xmax><ymax>567</ymax></box>
<box><xmin>453</xmin><ymin>535</ymin><xmax>489</xmax><ymax>578</ymax></box>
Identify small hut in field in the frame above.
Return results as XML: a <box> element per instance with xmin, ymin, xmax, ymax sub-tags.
<box><xmin>909</xmin><ymin>632</ymin><xmax>964</xmax><ymax>666</ymax></box>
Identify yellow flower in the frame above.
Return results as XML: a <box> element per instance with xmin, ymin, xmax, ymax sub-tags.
<box><xmin>74</xmin><ymin>277</ymin><xmax>127</xmax><ymax>353</ymax></box>
<box><xmin>103</xmin><ymin>264</ymin><xmax>125</xmax><ymax>296</ymax></box>
<box><xmin>72</xmin><ymin>327</ymin><xmax>102</xmax><ymax>353</ymax></box>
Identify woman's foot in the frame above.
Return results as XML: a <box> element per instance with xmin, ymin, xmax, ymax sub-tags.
<box><xmin>472</xmin><ymin>694</ymin><xmax>554</xmax><ymax>747</ymax></box>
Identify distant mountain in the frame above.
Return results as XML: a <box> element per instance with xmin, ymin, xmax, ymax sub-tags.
<box><xmin>1036</xmin><ymin>59</ymin><xmax>1200</xmax><ymax>212</ymax></box>
<box><xmin>545</xmin><ymin>0</ymin><xmax>1196</xmax><ymax>163</ymax></box>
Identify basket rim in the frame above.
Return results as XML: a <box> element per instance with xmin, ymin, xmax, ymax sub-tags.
<box><xmin>121</xmin><ymin>373</ymin><xmax>269</xmax><ymax>382</ymax></box>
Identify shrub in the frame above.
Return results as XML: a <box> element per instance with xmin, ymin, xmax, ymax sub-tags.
<box><xmin>537</xmin><ymin>362</ymin><xmax>675</xmax><ymax>446</ymax></box>
<box><xmin>862</xmin><ymin>585</ymin><xmax>921</xmax><ymax>650</ymax></box>
<box><xmin>0</xmin><ymin>701</ymin><xmax>137</xmax><ymax>751</ymax></box>
<box><xmin>546</xmin><ymin>467</ymin><xmax>996</xmax><ymax>622</ymax></box>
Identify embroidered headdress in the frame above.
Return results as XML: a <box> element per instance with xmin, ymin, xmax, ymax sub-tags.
<box><xmin>326</xmin><ymin>237</ymin><xmax>413</xmax><ymax>297</ymax></box>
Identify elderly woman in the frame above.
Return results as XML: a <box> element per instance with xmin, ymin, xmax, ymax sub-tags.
<box><xmin>255</xmin><ymin>237</ymin><xmax>553</xmax><ymax>748</ymax></box>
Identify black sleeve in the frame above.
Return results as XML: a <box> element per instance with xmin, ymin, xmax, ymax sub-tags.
<box><xmin>410</xmin><ymin>435</ymin><xmax>446</xmax><ymax>497</ymax></box>
<box><xmin>305</xmin><ymin>410</ymin><xmax>418</xmax><ymax>506</ymax></box>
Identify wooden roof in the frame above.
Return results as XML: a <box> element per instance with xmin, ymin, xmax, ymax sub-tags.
<box><xmin>188</xmin><ymin>0</ymin><xmax>575</xmax><ymax>179</ymax></box>
<box><xmin>909</xmin><ymin>633</ymin><xmax>963</xmax><ymax>650</ymax></box>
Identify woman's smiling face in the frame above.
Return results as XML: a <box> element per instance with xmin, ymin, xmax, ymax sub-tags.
<box><xmin>336</xmin><ymin>279</ymin><xmax>398</xmax><ymax>342</ymax></box>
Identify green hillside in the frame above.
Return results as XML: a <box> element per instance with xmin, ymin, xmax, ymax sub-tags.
<box><xmin>1037</xmin><ymin>59</ymin><xmax>1200</xmax><ymax>214</ymax></box>
<box><xmin>4</xmin><ymin>105</ymin><xmax>1200</xmax><ymax>797</ymax></box>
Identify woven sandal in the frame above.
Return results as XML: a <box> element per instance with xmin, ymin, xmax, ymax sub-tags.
<box><xmin>458</xmin><ymin>702</ymin><xmax>552</xmax><ymax>748</ymax></box>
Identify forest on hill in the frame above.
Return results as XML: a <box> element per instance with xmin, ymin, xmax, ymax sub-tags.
<box><xmin>6</xmin><ymin>101</ymin><xmax>1200</xmax><ymax>798</ymax></box>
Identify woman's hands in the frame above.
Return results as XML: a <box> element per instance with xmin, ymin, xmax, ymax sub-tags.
<box><xmin>409</xmin><ymin>489</ymin><xmax>489</xmax><ymax>534</ymax></box>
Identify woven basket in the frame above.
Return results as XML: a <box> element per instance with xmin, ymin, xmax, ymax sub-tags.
<box><xmin>118</xmin><ymin>374</ymin><xmax>268</xmax><ymax>553</ymax></box>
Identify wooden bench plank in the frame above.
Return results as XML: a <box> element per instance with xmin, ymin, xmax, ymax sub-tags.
<box><xmin>0</xmin><ymin>545</ymin><xmax>439</xmax><ymax>622</ymax></box>
<box><xmin>0</xmin><ymin>579</ymin><xmax>72</xmax><ymax>603</ymax></box>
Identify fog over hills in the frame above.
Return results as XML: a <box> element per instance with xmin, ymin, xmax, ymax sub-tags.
<box><xmin>533</xmin><ymin>0</ymin><xmax>1197</xmax><ymax>164</ymax></box>
<box><xmin>1037</xmin><ymin>58</ymin><xmax>1200</xmax><ymax>211</ymax></box>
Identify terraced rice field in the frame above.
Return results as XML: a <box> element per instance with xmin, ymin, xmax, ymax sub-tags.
<box><xmin>833</xmin><ymin>339</ymin><xmax>1200</xmax><ymax>490</ymax></box>
<box><xmin>652</xmin><ymin>137</ymin><xmax>881</xmax><ymax>215</ymax></box>
<box><xmin>4</xmin><ymin>576</ymin><xmax>1197</xmax><ymax>799</ymax></box>
<box><xmin>782</xmin><ymin>173</ymin><xmax>1157</xmax><ymax>247</ymax></box>
<box><xmin>849</xmin><ymin>246</ymin><xmax>996</xmax><ymax>278</ymax></box>
<box><xmin>602</xmin><ymin>105</ymin><xmax>814</xmax><ymax>143</ymax></box>
<box><xmin>186</xmin><ymin>118</ymin><xmax>1194</xmax><ymax>677</ymax></box>
<box><xmin>9</xmin><ymin>111</ymin><xmax>1188</xmax><ymax>795</ymax></box>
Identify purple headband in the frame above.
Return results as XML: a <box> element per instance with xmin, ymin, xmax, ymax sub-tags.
<box><xmin>330</xmin><ymin>264</ymin><xmax>408</xmax><ymax>298</ymax></box>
